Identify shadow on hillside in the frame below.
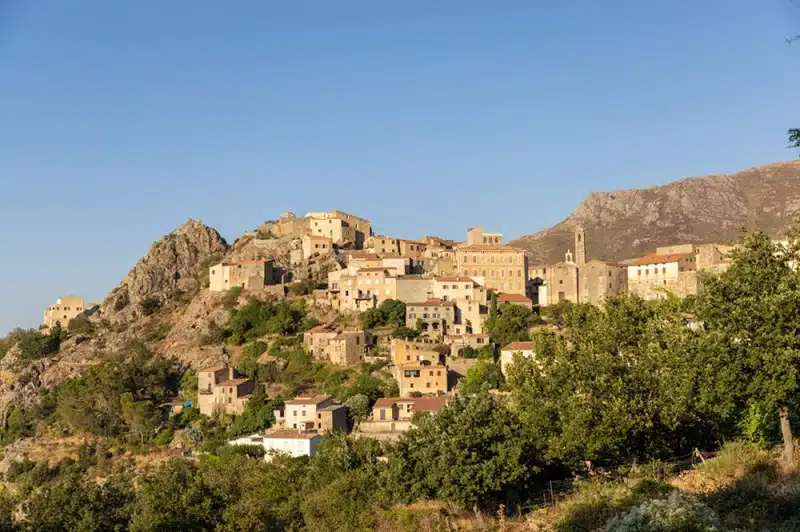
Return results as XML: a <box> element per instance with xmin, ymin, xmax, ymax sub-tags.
<box><xmin>704</xmin><ymin>463</ymin><xmax>800</xmax><ymax>531</ymax></box>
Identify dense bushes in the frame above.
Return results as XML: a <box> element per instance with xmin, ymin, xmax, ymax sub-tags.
<box><xmin>359</xmin><ymin>300</ymin><xmax>406</xmax><ymax>329</ymax></box>
<box><xmin>227</xmin><ymin>298</ymin><xmax>315</xmax><ymax>344</ymax></box>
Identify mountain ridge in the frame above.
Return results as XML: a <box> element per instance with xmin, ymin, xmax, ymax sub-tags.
<box><xmin>510</xmin><ymin>160</ymin><xmax>800</xmax><ymax>265</ymax></box>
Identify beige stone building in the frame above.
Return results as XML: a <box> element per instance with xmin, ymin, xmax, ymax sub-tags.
<box><xmin>197</xmin><ymin>366</ymin><xmax>255</xmax><ymax>416</ymax></box>
<box><xmin>302</xmin><ymin>234</ymin><xmax>333</xmax><ymax>260</ymax></box>
<box><xmin>272</xmin><ymin>212</ymin><xmax>309</xmax><ymax>238</ymax></box>
<box><xmin>500</xmin><ymin>341</ymin><xmax>535</xmax><ymax>376</ymax></box>
<box><xmin>497</xmin><ymin>292</ymin><xmax>534</xmax><ymax>310</ymax></box>
<box><xmin>444</xmin><ymin>333</ymin><xmax>491</xmax><ymax>356</ymax></box>
<box><xmin>398</xmin><ymin>239</ymin><xmax>427</xmax><ymax>261</ymax></box>
<box><xmin>366</xmin><ymin>236</ymin><xmax>401</xmax><ymax>255</ymax></box>
<box><xmin>317</xmin><ymin>404</ymin><xmax>349</xmax><ymax>433</ymax></box>
<box><xmin>358</xmin><ymin>396</ymin><xmax>449</xmax><ymax>435</ymax></box>
<box><xmin>431</xmin><ymin>276</ymin><xmax>487</xmax><ymax>302</ymax></box>
<box><xmin>303</xmin><ymin>324</ymin><xmax>368</xmax><ymax>366</ymax></box>
<box><xmin>530</xmin><ymin>226</ymin><xmax>626</xmax><ymax>306</ymax></box>
<box><xmin>43</xmin><ymin>295</ymin><xmax>86</xmax><ymax>328</ymax></box>
<box><xmin>273</xmin><ymin>394</ymin><xmax>347</xmax><ymax>431</ymax></box>
<box><xmin>306</xmin><ymin>211</ymin><xmax>371</xmax><ymax>248</ymax></box>
<box><xmin>391</xmin><ymin>338</ymin><xmax>443</xmax><ymax>367</ymax></box>
<box><xmin>209</xmin><ymin>259</ymin><xmax>275</xmax><ymax>292</ymax></box>
<box><xmin>467</xmin><ymin>226</ymin><xmax>503</xmax><ymax>245</ymax></box>
<box><xmin>406</xmin><ymin>299</ymin><xmax>457</xmax><ymax>338</ymax></box>
<box><xmin>394</xmin><ymin>361</ymin><xmax>448</xmax><ymax>396</ymax></box>
<box><xmin>454</xmin><ymin>244</ymin><xmax>527</xmax><ymax>296</ymax></box>
<box><xmin>626</xmin><ymin>251</ymin><xmax>698</xmax><ymax>300</ymax></box>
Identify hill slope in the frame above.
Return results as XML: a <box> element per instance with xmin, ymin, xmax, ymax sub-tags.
<box><xmin>510</xmin><ymin>160</ymin><xmax>800</xmax><ymax>265</ymax></box>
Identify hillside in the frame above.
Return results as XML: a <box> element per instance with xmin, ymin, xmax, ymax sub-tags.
<box><xmin>510</xmin><ymin>160</ymin><xmax>800</xmax><ymax>265</ymax></box>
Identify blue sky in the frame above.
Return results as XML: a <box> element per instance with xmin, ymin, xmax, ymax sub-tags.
<box><xmin>1</xmin><ymin>1</ymin><xmax>799</xmax><ymax>334</ymax></box>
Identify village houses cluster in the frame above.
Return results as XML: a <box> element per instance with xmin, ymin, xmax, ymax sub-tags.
<box><xmin>43</xmin><ymin>209</ymin><xmax>739</xmax><ymax>459</ymax></box>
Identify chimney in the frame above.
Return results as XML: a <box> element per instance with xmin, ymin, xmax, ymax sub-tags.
<box><xmin>229</xmin><ymin>366</ymin><xmax>235</xmax><ymax>380</ymax></box>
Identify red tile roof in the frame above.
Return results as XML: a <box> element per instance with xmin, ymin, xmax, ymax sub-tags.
<box><xmin>630</xmin><ymin>253</ymin><xmax>692</xmax><ymax>266</ymax></box>
<box><xmin>407</xmin><ymin>298</ymin><xmax>455</xmax><ymax>307</ymax></box>
<box><xmin>200</xmin><ymin>365</ymin><xmax>225</xmax><ymax>373</ymax></box>
<box><xmin>350</xmin><ymin>252</ymin><xmax>380</xmax><ymax>260</ymax></box>
<box><xmin>502</xmin><ymin>341</ymin><xmax>535</xmax><ymax>351</ymax></box>
<box><xmin>373</xmin><ymin>398</ymin><xmax>398</xmax><ymax>408</ymax></box>
<box><xmin>410</xmin><ymin>396</ymin><xmax>450</xmax><ymax>412</ymax></box>
<box><xmin>497</xmin><ymin>293</ymin><xmax>532</xmax><ymax>303</ymax></box>
<box><xmin>218</xmin><ymin>378</ymin><xmax>251</xmax><ymax>386</ymax></box>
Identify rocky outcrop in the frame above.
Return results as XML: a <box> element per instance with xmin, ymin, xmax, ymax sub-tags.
<box><xmin>511</xmin><ymin>160</ymin><xmax>800</xmax><ymax>264</ymax></box>
<box><xmin>101</xmin><ymin>219</ymin><xmax>228</xmax><ymax>321</ymax></box>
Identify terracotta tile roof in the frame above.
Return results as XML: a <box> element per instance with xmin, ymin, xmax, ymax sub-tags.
<box><xmin>306</xmin><ymin>323</ymin><xmax>336</xmax><ymax>334</ymax></box>
<box><xmin>502</xmin><ymin>341</ymin><xmax>535</xmax><ymax>351</ymax></box>
<box><xmin>264</xmin><ymin>430</ymin><xmax>319</xmax><ymax>440</ymax></box>
<box><xmin>200</xmin><ymin>365</ymin><xmax>226</xmax><ymax>373</ymax></box>
<box><xmin>630</xmin><ymin>253</ymin><xmax>692</xmax><ymax>266</ymax></box>
<box><xmin>358</xmin><ymin>267</ymin><xmax>392</xmax><ymax>273</ymax></box>
<box><xmin>410</xmin><ymin>396</ymin><xmax>450</xmax><ymax>412</ymax></box>
<box><xmin>285</xmin><ymin>394</ymin><xmax>331</xmax><ymax>405</ymax></box>
<box><xmin>435</xmin><ymin>276</ymin><xmax>475</xmax><ymax>283</ymax></box>
<box><xmin>350</xmin><ymin>252</ymin><xmax>380</xmax><ymax>260</ymax></box>
<box><xmin>218</xmin><ymin>378</ymin><xmax>250</xmax><ymax>386</ymax></box>
<box><xmin>407</xmin><ymin>298</ymin><xmax>455</xmax><ymax>307</ymax></box>
<box><xmin>377</xmin><ymin>396</ymin><xmax>450</xmax><ymax>412</ymax></box>
<box><xmin>497</xmin><ymin>293</ymin><xmax>532</xmax><ymax>303</ymax></box>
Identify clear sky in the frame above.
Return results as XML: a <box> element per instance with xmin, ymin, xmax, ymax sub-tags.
<box><xmin>1</xmin><ymin>1</ymin><xmax>799</xmax><ymax>334</ymax></box>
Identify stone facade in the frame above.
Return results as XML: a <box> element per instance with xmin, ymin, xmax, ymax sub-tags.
<box><xmin>467</xmin><ymin>226</ymin><xmax>503</xmax><ymax>245</ymax></box>
<box><xmin>209</xmin><ymin>259</ymin><xmax>275</xmax><ymax>292</ymax></box>
<box><xmin>626</xmin><ymin>252</ymin><xmax>698</xmax><ymax>300</ymax></box>
<box><xmin>303</xmin><ymin>324</ymin><xmax>368</xmax><ymax>366</ymax></box>
<box><xmin>405</xmin><ymin>299</ymin><xmax>456</xmax><ymax>338</ymax></box>
<box><xmin>391</xmin><ymin>338</ymin><xmax>443</xmax><ymax>367</ymax></box>
<box><xmin>301</xmin><ymin>234</ymin><xmax>333</xmax><ymax>260</ymax></box>
<box><xmin>306</xmin><ymin>210</ymin><xmax>371</xmax><ymax>248</ymax></box>
<box><xmin>454</xmin><ymin>244</ymin><xmax>527</xmax><ymax>295</ymax></box>
<box><xmin>500</xmin><ymin>341</ymin><xmax>535</xmax><ymax>376</ymax></box>
<box><xmin>197</xmin><ymin>366</ymin><xmax>255</xmax><ymax>416</ymax></box>
<box><xmin>394</xmin><ymin>362</ymin><xmax>448</xmax><ymax>396</ymax></box>
<box><xmin>273</xmin><ymin>394</ymin><xmax>337</xmax><ymax>430</ymax></box>
<box><xmin>43</xmin><ymin>295</ymin><xmax>86</xmax><ymax>328</ymax></box>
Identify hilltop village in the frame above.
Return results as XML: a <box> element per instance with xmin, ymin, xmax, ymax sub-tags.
<box><xmin>36</xmin><ymin>209</ymin><xmax>740</xmax><ymax>457</ymax></box>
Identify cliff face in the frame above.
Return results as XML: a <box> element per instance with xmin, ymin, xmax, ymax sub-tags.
<box><xmin>510</xmin><ymin>161</ymin><xmax>800</xmax><ymax>264</ymax></box>
<box><xmin>101</xmin><ymin>219</ymin><xmax>229</xmax><ymax>320</ymax></box>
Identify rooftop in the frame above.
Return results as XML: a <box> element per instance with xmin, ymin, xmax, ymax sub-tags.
<box><xmin>435</xmin><ymin>275</ymin><xmax>475</xmax><ymax>283</ymax></box>
<box><xmin>630</xmin><ymin>252</ymin><xmax>692</xmax><ymax>266</ymax></box>
<box><xmin>502</xmin><ymin>341</ymin><xmax>535</xmax><ymax>351</ymax></box>
<box><xmin>264</xmin><ymin>430</ymin><xmax>320</xmax><ymax>440</ymax></box>
<box><xmin>318</xmin><ymin>404</ymin><xmax>347</xmax><ymax>412</ymax></box>
<box><xmin>375</xmin><ymin>396</ymin><xmax>450</xmax><ymax>412</ymax></box>
<box><xmin>220</xmin><ymin>259</ymin><xmax>272</xmax><ymax>266</ymax></box>
<box><xmin>497</xmin><ymin>292</ymin><xmax>532</xmax><ymax>303</ymax></box>
<box><xmin>407</xmin><ymin>298</ymin><xmax>455</xmax><ymax>307</ymax></box>
<box><xmin>285</xmin><ymin>394</ymin><xmax>332</xmax><ymax>405</ymax></box>
<box><xmin>218</xmin><ymin>378</ymin><xmax>251</xmax><ymax>386</ymax></box>
<box><xmin>457</xmin><ymin>244</ymin><xmax>523</xmax><ymax>252</ymax></box>
<box><xmin>200</xmin><ymin>365</ymin><xmax>226</xmax><ymax>373</ymax></box>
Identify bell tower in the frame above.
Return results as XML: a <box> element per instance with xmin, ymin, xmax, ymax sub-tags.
<box><xmin>574</xmin><ymin>225</ymin><xmax>586</xmax><ymax>267</ymax></box>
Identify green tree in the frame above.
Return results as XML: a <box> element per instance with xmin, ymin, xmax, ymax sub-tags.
<box><xmin>227</xmin><ymin>387</ymin><xmax>277</xmax><ymax>437</ymax></box>
<box><xmin>459</xmin><ymin>361</ymin><xmax>504</xmax><ymax>394</ymax></box>
<box><xmin>391</xmin><ymin>326</ymin><xmax>419</xmax><ymax>340</ymax></box>
<box><xmin>490</xmin><ymin>292</ymin><xmax>498</xmax><ymax>319</ymax></box>
<box><xmin>67</xmin><ymin>314</ymin><xmax>94</xmax><ymax>335</ymax></box>
<box><xmin>344</xmin><ymin>394</ymin><xmax>371</xmax><ymax>426</ymax></box>
<box><xmin>384</xmin><ymin>393</ymin><xmax>541</xmax><ymax>509</ymax></box>
<box><xmin>378</xmin><ymin>299</ymin><xmax>406</xmax><ymax>328</ymax></box>
<box><xmin>130</xmin><ymin>458</ymin><xmax>220</xmax><ymax>532</ymax></box>
<box><xmin>120</xmin><ymin>392</ymin><xmax>160</xmax><ymax>445</ymax></box>
<box><xmin>790</xmin><ymin>128</ymin><xmax>800</xmax><ymax>155</ymax></box>
<box><xmin>23</xmin><ymin>473</ymin><xmax>134</xmax><ymax>532</ymax></box>
<box><xmin>239</xmin><ymin>341</ymin><xmax>267</xmax><ymax>379</ymax></box>
<box><xmin>695</xmin><ymin>231</ymin><xmax>800</xmax><ymax>464</ymax></box>
<box><xmin>485</xmin><ymin>303</ymin><xmax>534</xmax><ymax>347</ymax></box>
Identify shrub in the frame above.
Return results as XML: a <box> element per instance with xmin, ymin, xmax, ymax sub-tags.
<box><xmin>222</xmin><ymin>286</ymin><xmax>242</xmax><ymax>309</ymax></box>
<box><xmin>67</xmin><ymin>314</ymin><xmax>94</xmax><ymax>335</ymax></box>
<box><xmin>153</xmin><ymin>427</ymin><xmax>175</xmax><ymax>446</ymax></box>
<box><xmin>17</xmin><ymin>326</ymin><xmax>62</xmax><ymax>362</ymax></box>
<box><xmin>140</xmin><ymin>297</ymin><xmax>161</xmax><ymax>316</ymax></box>
<box><xmin>607</xmin><ymin>491</ymin><xmax>721</xmax><ymax>532</ymax></box>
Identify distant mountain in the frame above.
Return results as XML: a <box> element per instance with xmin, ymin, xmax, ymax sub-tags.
<box><xmin>509</xmin><ymin>161</ymin><xmax>800</xmax><ymax>265</ymax></box>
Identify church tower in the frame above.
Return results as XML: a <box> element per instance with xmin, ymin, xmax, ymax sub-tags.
<box><xmin>574</xmin><ymin>225</ymin><xmax>586</xmax><ymax>267</ymax></box>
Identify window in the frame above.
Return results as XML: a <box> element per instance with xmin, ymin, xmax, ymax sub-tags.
<box><xmin>442</xmin><ymin>285</ymin><xmax>448</xmax><ymax>290</ymax></box>
<box><xmin>473</xmin><ymin>256</ymin><xmax>477</xmax><ymax>264</ymax></box>
<box><xmin>559</xmin><ymin>280</ymin><xmax>563</xmax><ymax>284</ymax></box>
<box><xmin>463</xmin><ymin>256</ymin><xmax>467</xmax><ymax>264</ymax></box>
<box><xmin>437</xmin><ymin>370</ymin><xmax>441</xmax><ymax>376</ymax></box>
<box><xmin>302</xmin><ymin>410</ymin><xmax>306</xmax><ymax>416</ymax></box>
<box><xmin>429</xmin><ymin>370</ymin><xmax>434</xmax><ymax>376</ymax></box>
<box><xmin>543</xmin><ymin>268</ymin><xmax>547</xmax><ymax>274</ymax></box>
<box><xmin>662</xmin><ymin>267</ymin><xmax>666</xmax><ymax>274</ymax></box>
<box><xmin>426</xmin><ymin>382</ymin><xmax>431</xmax><ymax>388</ymax></box>
<box><xmin>292</xmin><ymin>410</ymin><xmax>297</xmax><ymax>417</ymax></box>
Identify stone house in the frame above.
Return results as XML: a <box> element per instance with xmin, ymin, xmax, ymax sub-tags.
<box><xmin>273</xmin><ymin>394</ymin><xmax>344</xmax><ymax>431</ymax></box>
<box><xmin>500</xmin><ymin>341</ymin><xmax>535</xmax><ymax>376</ymax></box>
<box><xmin>497</xmin><ymin>292</ymin><xmax>534</xmax><ymax>310</ymax></box>
<box><xmin>301</xmin><ymin>234</ymin><xmax>333</xmax><ymax>260</ymax></box>
<box><xmin>316</xmin><ymin>404</ymin><xmax>349</xmax><ymax>433</ymax></box>
<box><xmin>626</xmin><ymin>251</ymin><xmax>699</xmax><ymax>300</ymax></box>
<box><xmin>467</xmin><ymin>226</ymin><xmax>503</xmax><ymax>245</ymax></box>
<box><xmin>359</xmin><ymin>396</ymin><xmax>450</xmax><ymax>435</ymax></box>
<box><xmin>197</xmin><ymin>366</ymin><xmax>255</xmax><ymax>416</ymax></box>
<box><xmin>454</xmin><ymin>241</ymin><xmax>527</xmax><ymax>296</ymax></box>
<box><xmin>405</xmin><ymin>299</ymin><xmax>456</xmax><ymax>338</ymax></box>
<box><xmin>394</xmin><ymin>361</ymin><xmax>448</xmax><ymax>396</ymax></box>
<box><xmin>209</xmin><ymin>259</ymin><xmax>275</xmax><ymax>292</ymax></box>
<box><xmin>366</xmin><ymin>235</ymin><xmax>401</xmax><ymax>255</ymax></box>
<box><xmin>306</xmin><ymin>211</ymin><xmax>371</xmax><ymax>248</ymax></box>
<box><xmin>444</xmin><ymin>333</ymin><xmax>490</xmax><ymax>356</ymax></box>
<box><xmin>43</xmin><ymin>295</ymin><xmax>85</xmax><ymax>328</ymax></box>
<box><xmin>391</xmin><ymin>338</ymin><xmax>443</xmax><ymax>367</ymax></box>
<box><xmin>303</xmin><ymin>324</ymin><xmax>369</xmax><ymax>366</ymax></box>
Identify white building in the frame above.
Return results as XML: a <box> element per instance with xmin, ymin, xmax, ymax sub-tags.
<box><xmin>228</xmin><ymin>431</ymin><xmax>322</xmax><ymax>460</ymax></box>
<box><xmin>500</xmin><ymin>341</ymin><xmax>535</xmax><ymax>376</ymax></box>
<box><xmin>273</xmin><ymin>394</ymin><xmax>335</xmax><ymax>430</ymax></box>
